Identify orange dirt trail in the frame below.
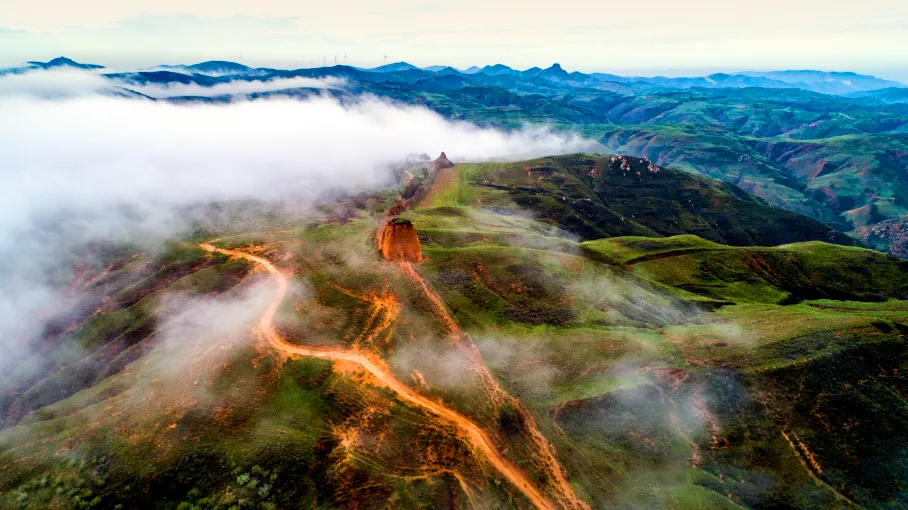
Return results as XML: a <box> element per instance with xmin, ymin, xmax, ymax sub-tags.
<box><xmin>418</xmin><ymin>164</ymin><xmax>461</xmax><ymax>208</ymax></box>
<box><xmin>400</xmin><ymin>262</ymin><xmax>589</xmax><ymax>510</ymax></box>
<box><xmin>199</xmin><ymin>242</ymin><xmax>558</xmax><ymax>510</ymax></box>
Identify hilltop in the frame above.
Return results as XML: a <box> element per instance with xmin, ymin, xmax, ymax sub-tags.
<box><xmin>2</xmin><ymin>152</ymin><xmax>907</xmax><ymax>508</ymax></box>
<box><xmin>26</xmin><ymin>57</ymin><xmax>105</xmax><ymax>70</ymax></box>
<box><xmin>433</xmin><ymin>154</ymin><xmax>853</xmax><ymax>247</ymax></box>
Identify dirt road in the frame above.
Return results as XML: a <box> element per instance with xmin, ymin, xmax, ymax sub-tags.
<box><xmin>199</xmin><ymin>242</ymin><xmax>558</xmax><ymax>510</ymax></box>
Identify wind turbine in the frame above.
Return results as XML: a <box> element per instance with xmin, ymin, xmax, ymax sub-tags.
<box><xmin>344</xmin><ymin>53</ymin><xmax>347</xmax><ymax>65</ymax></box>
<box><xmin>384</xmin><ymin>54</ymin><xmax>389</xmax><ymax>65</ymax></box>
<box><xmin>323</xmin><ymin>55</ymin><xmax>327</xmax><ymax>66</ymax></box>
<box><xmin>334</xmin><ymin>55</ymin><xmax>337</xmax><ymax>65</ymax></box>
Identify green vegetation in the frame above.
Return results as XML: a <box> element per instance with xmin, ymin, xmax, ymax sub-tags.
<box><xmin>584</xmin><ymin>235</ymin><xmax>908</xmax><ymax>304</ymax></box>
<box><xmin>436</xmin><ymin>154</ymin><xmax>855</xmax><ymax>247</ymax></box>
<box><xmin>3</xmin><ymin>155</ymin><xmax>908</xmax><ymax>508</ymax></box>
<box><xmin>405</xmin><ymin>170</ymin><xmax>908</xmax><ymax>507</ymax></box>
<box><xmin>356</xmin><ymin>76</ymin><xmax>908</xmax><ymax>255</ymax></box>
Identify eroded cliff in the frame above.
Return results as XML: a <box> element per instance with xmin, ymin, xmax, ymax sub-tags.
<box><xmin>378</xmin><ymin>218</ymin><xmax>422</xmax><ymax>262</ymax></box>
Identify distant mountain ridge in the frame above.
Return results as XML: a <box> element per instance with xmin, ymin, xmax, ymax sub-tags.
<box><xmin>26</xmin><ymin>56</ymin><xmax>105</xmax><ymax>70</ymax></box>
<box><xmin>0</xmin><ymin>56</ymin><xmax>106</xmax><ymax>75</ymax></box>
<box><xmin>153</xmin><ymin>60</ymin><xmax>254</xmax><ymax>75</ymax></box>
<box><xmin>362</xmin><ymin>61</ymin><xmax>421</xmax><ymax>73</ymax></box>
<box><xmin>6</xmin><ymin>56</ymin><xmax>908</xmax><ymax>256</ymax></box>
<box><xmin>847</xmin><ymin>87</ymin><xmax>908</xmax><ymax>104</ymax></box>
<box><xmin>5</xmin><ymin>57</ymin><xmax>902</xmax><ymax>95</ymax></box>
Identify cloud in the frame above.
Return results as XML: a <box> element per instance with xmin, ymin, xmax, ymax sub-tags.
<box><xmin>126</xmin><ymin>75</ymin><xmax>348</xmax><ymax>98</ymax></box>
<box><xmin>391</xmin><ymin>343</ymin><xmax>475</xmax><ymax>391</ymax></box>
<box><xmin>0</xmin><ymin>69</ymin><xmax>108</xmax><ymax>98</ymax></box>
<box><xmin>150</xmin><ymin>280</ymin><xmax>274</xmax><ymax>378</ymax></box>
<box><xmin>0</xmin><ymin>71</ymin><xmax>597</xmax><ymax>380</ymax></box>
<box><xmin>0</xmin><ymin>69</ymin><xmax>349</xmax><ymax>99</ymax></box>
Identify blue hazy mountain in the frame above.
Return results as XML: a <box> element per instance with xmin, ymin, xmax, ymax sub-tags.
<box><xmin>26</xmin><ymin>56</ymin><xmax>105</xmax><ymax>70</ymax></box>
<box><xmin>479</xmin><ymin>64</ymin><xmax>522</xmax><ymax>76</ymax></box>
<box><xmin>8</xmin><ymin>56</ymin><xmax>908</xmax><ymax>255</ymax></box>
<box><xmin>151</xmin><ymin>60</ymin><xmax>264</xmax><ymax>77</ymax></box>
<box><xmin>0</xmin><ymin>56</ymin><xmax>105</xmax><ymax>77</ymax></box>
<box><xmin>742</xmin><ymin>70</ymin><xmax>903</xmax><ymax>95</ymax></box>
<box><xmin>0</xmin><ymin>56</ymin><xmax>105</xmax><ymax>75</ymax></box>
<box><xmin>186</xmin><ymin>60</ymin><xmax>251</xmax><ymax>74</ymax></box>
<box><xmin>362</xmin><ymin>61</ymin><xmax>421</xmax><ymax>72</ymax></box>
<box><xmin>847</xmin><ymin>87</ymin><xmax>908</xmax><ymax>104</ymax></box>
<box><xmin>7</xmin><ymin>57</ymin><xmax>903</xmax><ymax>95</ymax></box>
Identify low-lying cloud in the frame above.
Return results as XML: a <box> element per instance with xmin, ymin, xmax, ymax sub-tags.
<box><xmin>0</xmin><ymin>69</ymin><xmax>598</xmax><ymax>380</ymax></box>
<box><xmin>0</xmin><ymin>69</ymin><xmax>348</xmax><ymax>99</ymax></box>
<box><xmin>0</xmin><ymin>69</ymin><xmax>108</xmax><ymax>98</ymax></box>
<box><xmin>127</xmin><ymin>75</ymin><xmax>348</xmax><ymax>98</ymax></box>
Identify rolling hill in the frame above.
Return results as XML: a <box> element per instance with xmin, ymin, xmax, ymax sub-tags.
<box><xmin>430</xmin><ymin>154</ymin><xmax>854</xmax><ymax>247</ymax></box>
<box><xmin>2</xmin><ymin>153</ymin><xmax>907</xmax><ymax>508</ymax></box>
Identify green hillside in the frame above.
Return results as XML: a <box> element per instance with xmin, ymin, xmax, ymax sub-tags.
<box><xmin>423</xmin><ymin>154</ymin><xmax>854</xmax><ymax>247</ymax></box>
<box><xmin>356</xmin><ymin>80</ymin><xmax>908</xmax><ymax>255</ymax></box>
<box><xmin>2</xmin><ymin>156</ymin><xmax>907</xmax><ymax>509</ymax></box>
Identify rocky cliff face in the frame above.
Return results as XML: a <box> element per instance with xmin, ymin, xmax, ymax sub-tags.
<box><xmin>855</xmin><ymin>216</ymin><xmax>908</xmax><ymax>258</ymax></box>
<box><xmin>378</xmin><ymin>219</ymin><xmax>422</xmax><ymax>262</ymax></box>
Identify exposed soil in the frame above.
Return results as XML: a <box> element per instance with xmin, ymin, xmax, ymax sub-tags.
<box><xmin>418</xmin><ymin>164</ymin><xmax>460</xmax><ymax>208</ymax></box>
<box><xmin>377</xmin><ymin>219</ymin><xmax>422</xmax><ymax>262</ymax></box>
<box><xmin>199</xmin><ymin>241</ymin><xmax>570</xmax><ymax>510</ymax></box>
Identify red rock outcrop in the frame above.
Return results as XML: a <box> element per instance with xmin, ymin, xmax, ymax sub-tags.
<box><xmin>378</xmin><ymin>219</ymin><xmax>422</xmax><ymax>262</ymax></box>
<box><xmin>433</xmin><ymin>151</ymin><xmax>454</xmax><ymax>171</ymax></box>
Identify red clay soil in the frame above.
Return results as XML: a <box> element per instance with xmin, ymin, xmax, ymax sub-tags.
<box><xmin>199</xmin><ymin>242</ymin><xmax>561</xmax><ymax>510</ymax></box>
<box><xmin>378</xmin><ymin>219</ymin><xmax>422</xmax><ymax>262</ymax></box>
<box><xmin>418</xmin><ymin>165</ymin><xmax>459</xmax><ymax>208</ymax></box>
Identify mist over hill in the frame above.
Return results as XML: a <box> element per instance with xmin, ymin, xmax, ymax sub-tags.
<box><xmin>2</xmin><ymin>57</ymin><xmax>908</xmax><ymax>509</ymax></box>
<box><xmin>7</xmin><ymin>56</ymin><xmax>904</xmax><ymax>254</ymax></box>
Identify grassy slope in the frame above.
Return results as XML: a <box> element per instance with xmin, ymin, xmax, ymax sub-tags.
<box><xmin>439</xmin><ymin>154</ymin><xmax>854</xmax><ymax>247</ymax></box>
<box><xmin>367</xmin><ymin>80</ymin><xmax>908</xmax><ymax>245</ymax></box>
<box><xmin>365</xmin><ymin>80</ymin><xmax>908</xmax><ymax>256</ymax></box>
<box><xmin>3</xmin><ymin>159</ymin><xmax>908</xmax><ymax>508</ymax></box>
<box><xmin>583</xmin><ymin>236</ymin><xmax>908</xmax><ymax>304</ymax></box>
<box><xmin>0</xmin><ymin>226</ymin><xmax>511</xmax><ymax>509</ymax></box>
<box><xmin>402</xmin><ymin>165</ymin><xmax>908</xmax><ymax>508</ymax></box>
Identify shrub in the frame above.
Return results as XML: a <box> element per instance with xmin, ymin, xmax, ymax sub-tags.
<box><xmin>498</xmin><ymin>403</ymin><xmax>524</xmax><ymax>435</ymax></box>
<box><xmin>503</xmin><ymin>304</ymin><xmax>576</xmax><ymax>326</ymax></box>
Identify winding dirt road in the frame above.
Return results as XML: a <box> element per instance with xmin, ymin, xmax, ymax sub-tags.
<box><xmin>199</xmin><ymin>242</ymin><xmax>558</xmax><ymax>510</ymax></box>
<box><xmin>401</xmin><ymin>263</ymin><xmax>588</xmax><ymax>510</ymax></box>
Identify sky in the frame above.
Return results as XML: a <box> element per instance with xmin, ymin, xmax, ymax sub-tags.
<box><xmin>1</xmin><ymin>0</ymin><xmax>907</xmax><ymax>80</ymax></box>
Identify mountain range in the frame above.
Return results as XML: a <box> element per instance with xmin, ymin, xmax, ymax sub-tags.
<box><xmin>4</xmin><ymin>55</ymin><xmax>908</xmax><ymax>509</ymax></box>
<box><xmin>6</xmin><ymin>57</ymin><xmax>908</xmax><ymax>258</ymax></box>
<box><xmin>13</xmin><ymin>57</ymin><xmax>905</xmax><ymax>95</ymax></box>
